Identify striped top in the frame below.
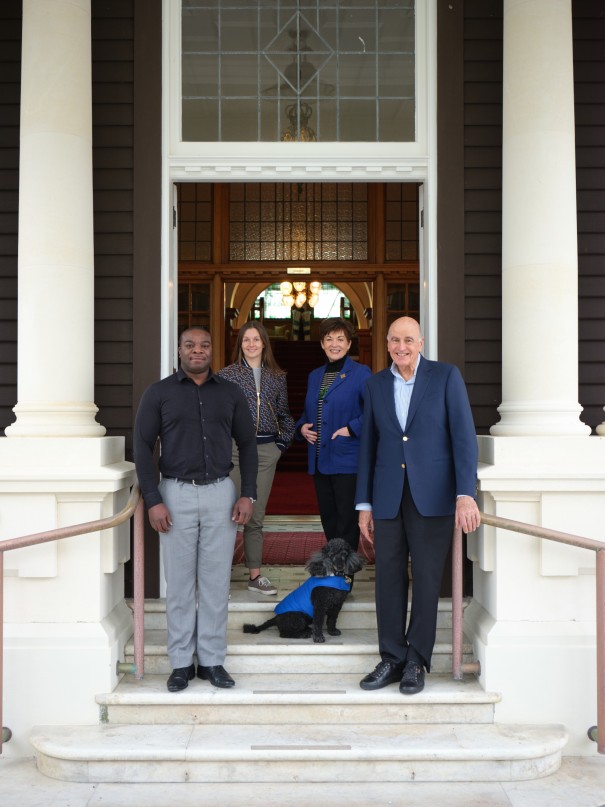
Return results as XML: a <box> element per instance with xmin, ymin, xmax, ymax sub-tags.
<box><xmin>315</xmin><ymin>357</ymin><xmax>346</xmax><ymax>457</ymax></box>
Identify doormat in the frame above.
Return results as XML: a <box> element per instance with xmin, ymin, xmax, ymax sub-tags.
<box><xmin>233</xmin><ymin>531</ymin><xmax>375</xmax><ymax>566</ymax></box>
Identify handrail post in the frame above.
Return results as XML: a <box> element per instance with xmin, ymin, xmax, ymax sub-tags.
<box><xmin>452</xmin><ymin>526</ymin><xmax>464</xmax><ymax>680</ymax></box>
<box><xmin>0</xmin><ymin>551</ymin><xmax>4</xmax><ymax>753</ymax></box>
<box><xmin>133</xmin><ymin>498</ymin><xmax>145</xmax><ymax>680</ymax></box>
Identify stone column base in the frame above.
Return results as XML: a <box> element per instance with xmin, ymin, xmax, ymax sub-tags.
<box><xmin>0</xmin><ymin>437</ymin><xmax>135</xmax><ymax>756</ymax></box>
<box><xmin>470</xmin><ymin>435</ymin><xmax>605</xmax><ymax>755</ymax></box>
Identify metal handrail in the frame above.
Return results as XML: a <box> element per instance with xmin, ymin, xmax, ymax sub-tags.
<box><xmin>451</xmin><ymin>510</ymin><xmax>605</xmax><ymax>754</ymax></box>
<box><xmin>0</xmin><ymin>482</ymin><xmax>143</xmax><ymax>754</ymax></box>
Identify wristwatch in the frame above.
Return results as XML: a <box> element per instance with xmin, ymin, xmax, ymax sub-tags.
<box><xmin>248</xmin><ymin>496</ymin><xmax>257</xmax><ymax>504</ymax></box>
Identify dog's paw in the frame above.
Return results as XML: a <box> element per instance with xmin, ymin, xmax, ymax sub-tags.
<box><xmin>327</xmin><ymin>628</ymin><xmax>341</xmax><ymax>636</ymax></box>
<box><xmin>312</xmin><ymin>634</ymin><xmax>325</xmax><ymax>643</ymax></box>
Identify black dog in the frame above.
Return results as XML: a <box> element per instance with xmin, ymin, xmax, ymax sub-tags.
<box><xmin>243</xmin><ymin>538</ymin><xmax>365</xmax><ymax>643</ymax></box>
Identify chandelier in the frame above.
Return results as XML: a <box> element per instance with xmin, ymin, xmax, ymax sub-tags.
<box><xmin>280</xmin><ymin>280</ymin><xmax>322</xmax><ymax>308</ymax></box>
<box><xmin>281</xmin><ymin>102</ymin><xmax>317</xmax><ymax>142</ymax></box>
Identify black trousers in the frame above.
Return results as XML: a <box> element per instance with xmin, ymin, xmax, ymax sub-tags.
<box><xmin>373</xmin><ymin>479</ymin><xmax>454</xmax><ymax>672</ymax></box>
<box><xmin>313</xmin><ymin>471</ymin><xmax>360</xmax><ymax>551</ymax></box>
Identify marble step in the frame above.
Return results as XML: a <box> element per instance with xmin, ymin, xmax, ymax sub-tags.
<box><xmin>124</xmin><ymin>627</ymin><xmax>473</xmax><ymax>675</ymax></box>
<box><xmin>97</xmin><ymin>673</ymin><xmax>499</xmax><ymax>726</ymax></box>
<box><xmin>30</xmin><ymin>721</ymin><xmax>567</xmax><ymax>784</ymax></box>
<box><xmin>133</xmin><ymin>592</ymin><xmax>465</xmax><ymax>633</ymax></box>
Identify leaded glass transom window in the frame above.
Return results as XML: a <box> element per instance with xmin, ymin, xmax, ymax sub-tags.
<box><xmin>229</xmin><ymin>183</ymin><xmax>368</xmax><ymax>261</ymax></box>
<box><xmin>181</xmin><ymin>1</ymin><xmax>416</xmax><ymax>142</ymax></box>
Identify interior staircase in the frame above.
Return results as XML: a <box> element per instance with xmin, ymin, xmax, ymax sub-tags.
<box><xmin>272</xmin><ymin>338</ymin><xmax>325</xmax><ymax>471</ymax></box>
<box><xmin>30</xmin><ymin>565</ymin><xmax>567</xmax><ymax>784</ymax></box>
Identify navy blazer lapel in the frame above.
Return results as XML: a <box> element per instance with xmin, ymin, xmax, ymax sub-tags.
<box><xmin>405</xmin><ymin>355</ymin><xmax>432</xmax><ymax>429</ymax></box>
<box><xmin>376</xmin><ymin>369</ymin><xmax>402</xmax><ymax>433</ymax></box>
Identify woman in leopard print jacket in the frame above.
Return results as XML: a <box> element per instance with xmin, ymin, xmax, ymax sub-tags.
<box><xmin>219</xmin><ymin>321</ymin><xmax>295</xmax><ymax>595</ymax></box>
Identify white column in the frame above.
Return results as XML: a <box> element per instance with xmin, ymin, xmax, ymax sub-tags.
<box><xmin>0</xmin><ymin>0</ymin><xmax>134</xmax><ymax>757</ymax></box>
<box><xmin>491</xmin><ymin>0</ymin><xmax>589</xmax><ymax>436</ymax></box>
<box><xmin>472</xmin><ymin>0</ymin><xmax>605</xmax><ymax>756</ymax></box>
<box><xmin>6</xmin><ymin>0</ymin><xmax>104</xmax><ymax>437</ymax></box>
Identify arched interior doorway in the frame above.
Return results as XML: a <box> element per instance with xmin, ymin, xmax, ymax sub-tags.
<box><xmin>176</xmin><ymin>180</ymin><xmax>422</xmax><ymax>513</ymax></box>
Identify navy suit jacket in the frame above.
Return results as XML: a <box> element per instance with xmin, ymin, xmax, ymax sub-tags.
<box><xmin>355</xmin><ymin>356</ymin><xmax>478</xmax><ymax>519</ymax></box>
<box><xmin>296</xmin><ymin>356</ymin><xmax>372</xmax><ymax>475</ymax></box>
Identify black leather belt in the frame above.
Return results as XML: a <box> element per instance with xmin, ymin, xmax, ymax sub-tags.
<box><xmin>163</xmin><ymin>475</ymin><xmax>226</xmax><ymax>486</ymax></box>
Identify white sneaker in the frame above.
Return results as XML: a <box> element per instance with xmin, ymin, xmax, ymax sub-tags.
<box><xmin>247</xmin><ymin>575</ymin><xmax>277</xmax><ymax>595</ymax></box>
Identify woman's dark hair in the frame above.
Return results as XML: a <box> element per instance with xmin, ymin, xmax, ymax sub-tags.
<box><xmin>232</xmin><ymin>320</ymin><xmax>284</xmax><ymax>374</ymax></box>
<box><xmin>319</xmin><ymin>317</ymin><xmax>355</xmax><ymax>342</ymax></box>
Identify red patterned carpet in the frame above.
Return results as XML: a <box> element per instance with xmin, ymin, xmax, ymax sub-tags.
<box><xmin>265</xmin><ymin>470</ymin><xmax>318</xmax><ymax>516</ymax></box>
<box><xmin>233</xmin><ymin>531</ymin><xmax>375</xmax><ymax>565</ymax></box>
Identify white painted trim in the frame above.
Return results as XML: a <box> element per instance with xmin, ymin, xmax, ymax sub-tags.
<box><xmin>168</xmin><ymin>1</ymin><xmax>430</xmax><ymax>165</ymax></box>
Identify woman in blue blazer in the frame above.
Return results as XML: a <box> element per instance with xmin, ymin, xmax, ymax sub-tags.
<box><xmin>296</xmin><ymin>317</ymin><xmax>372</xmax><ymax>550</ymax></box>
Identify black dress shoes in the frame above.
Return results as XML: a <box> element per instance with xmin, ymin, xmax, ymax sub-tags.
<box><xmin>359</xmin><ymin>660</ymin><xmax>403</xmax><ymax>690</ymax></box>
<box><xmin>399</xmin><ymin>660</ymin><xmax>425</xmax><ymax>695</ymax></box>
<box><xmin>167</xmin><ymin>664</ymin><xmax>195</xmax><ymax>692</ymax></box>
<box><xmin>197</xmin><ymin>664</ymin><xmax>235</xmax><ymax>688</ymax></box>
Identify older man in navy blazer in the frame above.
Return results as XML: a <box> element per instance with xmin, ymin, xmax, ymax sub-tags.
<box><xmin>356</xmin><ymin>317</ymin><xmax>480</xmax><ymax>695</ymax></box>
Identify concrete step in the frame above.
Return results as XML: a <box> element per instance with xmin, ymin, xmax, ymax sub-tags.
<box><xmin>30</xmin><ymin>721</ymin><xmax>567</xmax><ymax>784</ymax></box>
<box><xmin>97</xmin><ymin>673</ymin><xmax>499</xmax><ymax>726</ymax></box>
<box><xmin>133</xmin><ymin>587</ymin><xmax>465</xmax><ymax>633</ymax></box>
<box><xmin>124</xmin><ymin>627</ymin><xmax>473</xmax><ymax>675</ymax></box>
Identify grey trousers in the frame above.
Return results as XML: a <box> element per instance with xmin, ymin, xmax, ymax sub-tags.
<box><xmin>229</xmin><ymin>440</ymin><xmax>281</xmax><ymax>569</ymax></box>
<box><xmin>159</xmin><ymin>476</ymin><xmax>237</xmax><ymax>668</ymax></box>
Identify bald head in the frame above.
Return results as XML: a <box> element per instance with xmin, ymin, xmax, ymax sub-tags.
<box><xmin>387</xmin><ymin>316</ymin><xmax>422</xmax><ymax>341</ymax></box>
<box><xmin>387</xmin><ymin>317</ymin><xmax>424</xmax><ymax>380</ymax></box>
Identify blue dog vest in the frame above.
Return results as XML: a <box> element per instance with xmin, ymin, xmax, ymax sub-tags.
<box><xmin>274</xmin><ymin>576</ymin><xmax>352</xmax><ymax>618</ymax></box>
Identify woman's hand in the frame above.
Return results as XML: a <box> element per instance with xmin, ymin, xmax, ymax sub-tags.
<box><xmin>301</xmin><ymin>423</ymin><xmax>318</xmax><ymax>444</ymax></box>
<box><xmin>331</xmin><ymin>426</ymin><xmax>350</xmax><ymax>439</ymax></box>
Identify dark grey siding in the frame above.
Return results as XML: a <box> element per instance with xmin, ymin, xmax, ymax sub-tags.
<box><xmin>0</xmin><ymin>1</ymin><xmax>20</xmax><ymax>435</ymax></box>
<box><xmin>574</xmin><ymin>1</ymin><xmax>605</xmax><ymax>432</ymax></box>
<box><xmin>463</xmin><ymin>0</ymin><xmax>503</xmax><ymax>435</ymax></box>
<box><xmin>92</xmin><ymin>1</ymin><xmax>135</xmax><ymax>453</ymax></box>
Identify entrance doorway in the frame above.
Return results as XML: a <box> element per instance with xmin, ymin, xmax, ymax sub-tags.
<box><xmin>175</xmin><ymin>181</ymin><xmax>422</xmax><ymax>519</ymax></box>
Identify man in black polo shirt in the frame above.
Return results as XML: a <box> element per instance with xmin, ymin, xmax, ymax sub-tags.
<box><xmin>134</xmin><ymin>326</ymin><xmax>258</xmax><ymax>692</ymax></box>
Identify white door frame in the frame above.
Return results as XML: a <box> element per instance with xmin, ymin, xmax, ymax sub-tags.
<box><xmin>160</xmin><ymin>0</ymin><xmax>438</xmax><ymax>376</ymax></box>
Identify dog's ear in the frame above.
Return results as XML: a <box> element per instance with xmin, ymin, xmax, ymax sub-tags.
<box><xmin>344</xmin><ymin>549</ymin><xmax>366</xmax><ymax>575</ymax></box>
<box><xmin>305</xmin><ymin>547</ymin><xmax>329</xmax><ymax>576</ymax></box>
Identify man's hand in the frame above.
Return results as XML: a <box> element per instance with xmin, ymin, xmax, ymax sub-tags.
<box><xmin>148</xmin><ymin>503</ymin><xmax>173</xmax><ymax>533</ymax></box>
<box><xmin>232</xmin><ymin>497</ymin><xmax>254</xmax><ymax>525</ymax></box>
<box><xmin>455</xmin><ymin>496</ymin><xmax>481</xmax><ymax>534</ymax></box>
<box><xmin>358</xmin><ymin>509</ymin><xmax>374</xmax><ymax>549</ymax></box>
